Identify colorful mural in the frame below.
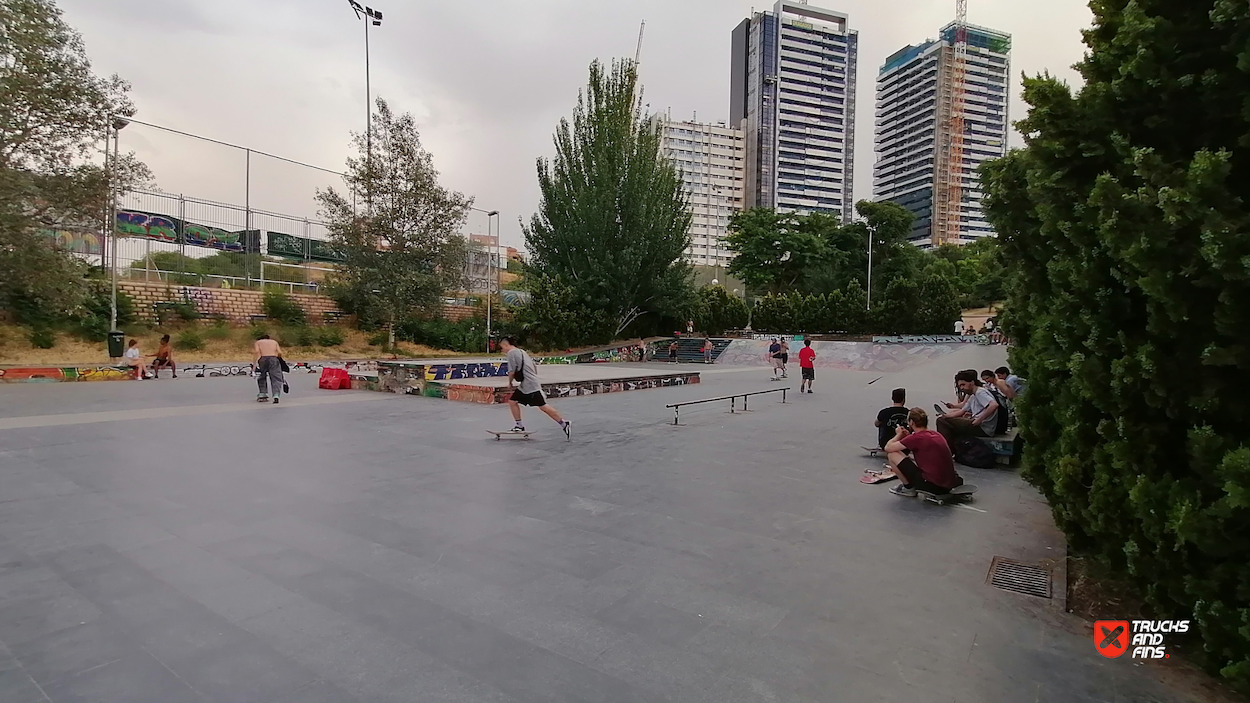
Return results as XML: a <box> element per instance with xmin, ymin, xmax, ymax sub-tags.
<box><xmin>872</xmin><ymin>335</ymin><xmax>986</xmax><ymax>345</ymax></box>
<box><xmin>423</xmin><ymin>362</ymin><xmax>508</xmax><ymax>381</ymax></box>
<box><xmin>430</xmin><ymin>372</ymin><xmax>701</xmax><ymax>405</ymax></box>
<box><xmin>115</xmin><ymin>209</ymin><xmax>260</xmax><ymax>253</ymax></box>
<box><xmin>39</xmin><ymin>228</ymin><xmax>104</xmax><ymax>256</ymax></box>
<box><xmin>267</xmin><ymin>232</ymin><xmax>344</xmax><ymax>263</ymax></box>
<box><xmin>0</xmin><ymin>366</ymin><xmax>134</xmax><ymax>383</ymax></box>
<box><xmin>538</xmin><ymin>342</ymin><xmax>644</xmax><ymax>365</ymax></box>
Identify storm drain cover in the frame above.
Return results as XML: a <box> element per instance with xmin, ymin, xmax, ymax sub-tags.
<box><xmin>986</xmin><ymin>556</ymin><xmax>1051</xmax><ymax>598</ymax></box>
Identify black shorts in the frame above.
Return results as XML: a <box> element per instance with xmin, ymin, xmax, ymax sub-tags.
<box><xmin>780</xmin><ymin>354</ymin><xmax>789</xmax><ymax>364</ymax></box>
<box><xmin>897</xmin><ymin>457</ymin><xmax>961</xmax><ymax>494</ymax></box>
<box><xmin>510</xmin><ymin>389</ymin><xmax>547</xmax><ymax>407</ymax></box>
<box><xmin>152</xmin><ymin>357</ymin><xmax>172</xmax><ymax>367</ymax></box>
<box><xmin>801</xmin><ymin>367</ymin><xmax>814</xmax><ymax>380</ymax></box>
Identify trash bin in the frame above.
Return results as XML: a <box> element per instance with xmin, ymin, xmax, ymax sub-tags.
<box><xmin>107</xmin><ymin>330</ymin><xmax>125</xmax><ymax>359</ymax></box>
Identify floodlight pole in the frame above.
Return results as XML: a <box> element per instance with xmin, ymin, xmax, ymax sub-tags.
<box><xmin>108</xmin><ymin>119</ymin><xmax>127</xmax><ymax>334</ymax></box>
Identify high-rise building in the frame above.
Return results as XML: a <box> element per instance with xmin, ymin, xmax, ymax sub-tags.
<box><xmin>873</xmin><ymin>22</ymin><xmax>1011</xmax><ymax>247</ymax></box>
<box><xmin>730</xmin><ymin>1</ymin><xmax>858</xmax><ymax>221</ymax></box>
<box><xmin>659</xmin><ymin>118</ymin><xmax>746</xmax><ymax>269</ymax></box>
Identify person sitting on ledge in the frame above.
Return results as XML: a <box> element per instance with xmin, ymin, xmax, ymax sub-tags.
<box><xmin>936</xmin><ymin>369</ymin><xmax>1003</xmax><ymax>445</ymax></box>
<box><xmin>122</xmin><ymin>339</ymin><xmax>148</xmax><ymax>380</ymax></box>
<box><xmin>883</xmin><ymin>408</ymin><xmax>964</xmax><ymax>496</ymax></box>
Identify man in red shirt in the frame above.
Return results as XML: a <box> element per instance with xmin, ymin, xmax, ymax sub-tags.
<box><xmin>882</xmin><ymin>407</ymin><xmax>963</xmax><ymax>496</ymax></box>
<box><xmin>797</xmin><ymin>339</ymin><xmax>816</xmax><ymax>393</ymax></box>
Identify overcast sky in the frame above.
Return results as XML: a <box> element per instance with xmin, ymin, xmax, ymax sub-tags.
<box><xmin>60</xmin><ymin>0</ymin><xmax>1093</xmax><ymax>249</ymax></box>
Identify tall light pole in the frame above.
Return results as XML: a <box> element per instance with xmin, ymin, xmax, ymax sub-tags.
<box><xmin>108</xmin><ymin>117</ymin><xmax>129</xmax><ymax>335</ymax></box>
<box><xmin>348</xmin><ymin>1</ymin><xmax>382</xmax><ymax>205</ymax></box>
<box><xmin>470</xmin><ymin>207</ymin><xmax>500</xmax><ymax>353</ymax></box>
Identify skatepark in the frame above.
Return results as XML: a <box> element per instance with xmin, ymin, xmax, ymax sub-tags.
<box><xmin>0</xmin><ymin>340</ymin><xmax>1193</xmax><ymax>702</ymax></box>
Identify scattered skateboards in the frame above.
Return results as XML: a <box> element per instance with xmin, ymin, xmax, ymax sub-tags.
<box><xmin>915</xmin><ymin>484</ymin><xmax>978</xmax><ymax>505</ymax></box>
<box><xmin>486</xmin><ymin>430</ymin><xmax>532</xmax><ymax>440</ymax></box>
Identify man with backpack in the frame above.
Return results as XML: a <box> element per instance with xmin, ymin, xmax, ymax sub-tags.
<box><xmin>501</xmin><ymin>336</ymin><xmax>571</xmax><ymax>438</ymax></box>
<box><xmin>936</xmin><ymin>369</ymin><xmax>1003</xmax><ymax>448</ymax></box>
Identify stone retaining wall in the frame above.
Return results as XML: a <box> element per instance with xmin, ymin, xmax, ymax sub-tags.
<box><xmin>119</xmin><ymin>281</ymin><xmax>339</xmax><ymax>324</ymax></box>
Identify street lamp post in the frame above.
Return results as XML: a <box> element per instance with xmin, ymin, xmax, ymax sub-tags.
<box><xmin>470</xmin><ymin>208</ymin><xmax>500</xmax><ymax>353</ymax></box>
<box><xmin>348</xmin><ymin>1</ymin><xmax>382</xmax><ymax>204</ymax></box>
<box><xmin>108</xmin><ymin>118</ymin><xmax>129</xmax><ymax>336</ymax></box>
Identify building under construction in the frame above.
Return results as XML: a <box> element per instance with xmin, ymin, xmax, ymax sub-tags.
<box><xmin>872</xmin><ymin>21</ymin><xmax>1011</xmax><ymax>248</ymax></box>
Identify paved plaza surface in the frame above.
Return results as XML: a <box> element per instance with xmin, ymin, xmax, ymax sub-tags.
<box><xmin>0</xmin><ymin>348</ymin><xmax>1195</xmax><ymax>702</ymax></box>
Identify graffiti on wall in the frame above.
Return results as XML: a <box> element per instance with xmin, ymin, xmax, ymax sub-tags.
<box><xmin>431</xmin><ymin>372</ymin><xmax>701</xmax><ymax>404</ymax></box>
<box><xmin>423</xmin><ymin>362</ymin><xmax>508</xmax><ymax>381</ymax></box>
<box><xmin>538</xmin><ymin>343</ymin><xmax>644</xmax><ymax>365</ymax></box>
<box><xmin>39</xmin><ymin>229</ymin><xmax>104</xmax><ymax>256</ymax></box>
<box><xmin>0</xmin><ymin>366</ymin><xmax>134</xmax><ymax>383</ymax></box>
<box><xmin>116</xmin><ymin>209</ymin><xmax>260</xmax><ymax>253</ymax></box>
<box><xmin>872</xmin><ymin>335</ymin><xmax>986</xmax><ymax>345</ymax></box>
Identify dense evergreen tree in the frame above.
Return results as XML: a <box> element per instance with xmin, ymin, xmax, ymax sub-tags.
<box><xmin>982</xmin><ymin>0</ymin><xmax>1250</xmax><ymax>688</ymax></box>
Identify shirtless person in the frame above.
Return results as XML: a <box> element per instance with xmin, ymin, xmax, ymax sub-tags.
<box><xmin>253</xmin><ymin>334</ymin><xmax>284</xmax><ymax>404</ymax></box>
<box><xmin>150</xmin><ymin>334</ymin><xmax>176</xmax><ymax>379</ymax></box>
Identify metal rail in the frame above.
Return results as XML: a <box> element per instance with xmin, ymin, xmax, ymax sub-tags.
<box><xmin>665</xmin><ymin>387</ymin><xmax>790</xmax><ymax>426</ymax></box>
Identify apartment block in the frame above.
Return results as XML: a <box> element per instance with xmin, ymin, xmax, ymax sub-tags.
<box><xmin>660</xmin><ymin>118</ymin><xmax>746</xmax><ymax>269</ymax></box>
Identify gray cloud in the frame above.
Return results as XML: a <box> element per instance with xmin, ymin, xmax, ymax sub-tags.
<box><xmin>60</xmin><ymin>0</ymin><xmax>1092</xmax><ymax>249</ymax></box>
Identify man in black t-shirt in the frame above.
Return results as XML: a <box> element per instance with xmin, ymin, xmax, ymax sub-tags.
<box><xmin>875</xmin><ymin>388</ymin><xmax>910</xmax><ymax>449</ymax></box>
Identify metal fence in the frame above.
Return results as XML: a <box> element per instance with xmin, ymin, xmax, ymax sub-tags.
<box><xmin>108</xmin><ymin>189</ymin><xmax>338</xmax><ymax>291</ymax></box>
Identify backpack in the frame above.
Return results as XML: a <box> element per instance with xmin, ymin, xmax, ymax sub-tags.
<box><xmin>984</xmin><ymin>387</ymin><xmax>1010</xmax><ymax>435</ymax></box>
<box><xmin>952</xmin><ymin>437</ymin><xmax>996</xmax><ymax>468</ymax></box>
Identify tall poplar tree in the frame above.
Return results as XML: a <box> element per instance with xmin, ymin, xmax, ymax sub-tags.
<box><xmin>524</xmin><ymin>59</ymin><xmax>693</xmax><ymax>344</ymax></box>
<box><xmin>982</xmin><ymin>0</ymin><xmax>1250</xmax><ymax>688</ymax></box>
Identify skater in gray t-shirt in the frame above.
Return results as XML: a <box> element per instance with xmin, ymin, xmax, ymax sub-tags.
<box><xmin>501</xmin><ymin>336</ymin><xmax>571</xmax><ymax>438</ymax></box>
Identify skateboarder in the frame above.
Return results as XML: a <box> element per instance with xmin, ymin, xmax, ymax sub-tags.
<box><xmin>882</xmin><ymin>408</ymin><xmax>963</xmax><ymax>497</ymax></box>
<box><xmin>798</xmin><ymin>339</ymin><xmax>816</xmax><ymax>393</ymax></box>
<box><xmin>253</xmin><ymin>334</ymin><xmax>285</xmax><ymax>404</ymax></box>
<box><xmin>501</xmin><ymin>336</ymin><xmax>571</xmax><ymax>438</ymax></box>
<box><xmin>777</xmin><ymin>338</ymin><xmax>790</xmax><ymax>378</ymax></box>
<box><xmin>768</xmin><ymin>339</ymin><xmax>783</xmax><ymax>379</ymax></box>
<box><xmin>668</xmin><ymin>340</ymin><xmax>679</xmax><ymax>363</ymax></box>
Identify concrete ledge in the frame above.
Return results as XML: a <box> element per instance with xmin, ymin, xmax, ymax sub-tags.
<box><xmin>0</xmin><ymin>365</ymin><xmax>136</xmax><ymax>382</ymax></box>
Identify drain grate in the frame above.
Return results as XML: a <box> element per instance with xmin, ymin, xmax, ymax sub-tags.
<box><xmin>986</xmin><ymin>557</ymin><xmax>1052</xmax><ymax>598</ymax></box>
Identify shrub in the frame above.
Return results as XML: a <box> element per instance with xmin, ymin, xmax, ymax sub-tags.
<box><xmin>173</xmin><ymin>302</ymin><xmax>200</xmax><ymax>321</ymax></box>
<box><xmin>28</xmin><ymin>327</ymin><xmax>55</xmax><ymax>349</ymax></box>
<box><xmin>204</xmin><ymin>322</ymin><xmax>233</xmax><ymax>341</ymax></box>
<box><xmin>174</xmin><ymin>330</ymin><xmax>204</xmax><ymax>351</ymax></box>
<box><xmin>73</xmin><ymin>285</ymin><xmax>136</xmax><ymax>341</ymax></box>
<box><xmin>263</xmin><ymin>290</ymin><xmax>306</xmax><ymax>326</ymax></box>
<box><xmin>367</xmin><ymin>331</ymin><xmax>389</xmax><ymax>347</ymax></box>
<box><xmin>248</xmin><ymin>325</ymin><xmax>270</xmax><ymax>340</ymax></box>
<box><xmin>316</xmin><ymin>327</ymin><xmax>345</xmax><ymax>347</ymax></box>
<box><xmin>395</xmin><ymin>317</ymin><xmax>485</xmax><ymax>353</ymax></box>
<box><xmin>279</xmin><ymin>326</ymin><xmax>316</xmax><ymax>347</ymax></box>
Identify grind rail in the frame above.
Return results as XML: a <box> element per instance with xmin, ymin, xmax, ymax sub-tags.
<box><xmin>666</xmin><ymin>387</ymin><xmax>790</xmax><ymax>426</ymax></box>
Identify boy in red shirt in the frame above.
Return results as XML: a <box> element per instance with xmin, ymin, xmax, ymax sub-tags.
<box><xmin>882</xmin><ymin>407</ymin><xmax>964</xmax><ymax>496</ymax></box>
<box><xmin>797</xmin><ymin>339</ymin><xmax>816</xmax><ymax>393</ymax></box>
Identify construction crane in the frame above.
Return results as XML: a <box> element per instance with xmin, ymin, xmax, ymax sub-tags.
<box><xmin>635</xmin><ymin>20</ymin><xmax>646</xmax><ymax>65</ymax></box>
<box><xmin>934</xmin><ymin>0</ymin><xmax>969</xmax><ymax>247</ymax></box>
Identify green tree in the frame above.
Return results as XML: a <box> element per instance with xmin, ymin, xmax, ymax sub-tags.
<box><xmin>524</xmin><ymin>59</ymin><xmax>693</xmax><ymax>344</ymax></box>
<box><xmin>0</xmin><ymin>0</ymin><xmax>149</xmax><ymax>322</ymax></box>
<box><xmin>318</xmin><ymin>98</ymin><xmax>470</xmax><ymax>345</ymax></box>
<box><xmin>725</xmin><ymin>208</ymin><xmax>829</xmax><ymax>294</ymax></box>
<box><xmin>693</xmin><ymin>285</ymin><xmax>749</xmax><ymax>335</ymax></box>
<box><xmin>981</xmin><ymin>0</ymin><xmax>1250</xmax><ymax>689</ymax></box>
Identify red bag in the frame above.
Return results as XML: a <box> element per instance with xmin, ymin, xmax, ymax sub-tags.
<box><xmin>319</xmin><ymin>367</ymin><xmax>351</xmax><ymax>390</ymax></box>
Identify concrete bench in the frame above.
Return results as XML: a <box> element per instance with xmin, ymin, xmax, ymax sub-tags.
<box><xmin>983</xmin><ymin>429</ymin><xmax>1022</xmax><ymax>466</ymax></box>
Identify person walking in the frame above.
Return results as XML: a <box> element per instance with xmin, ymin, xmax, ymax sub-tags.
<box><xmin>777</xmin><ymin>338</ymin><xmax>790</xmax><ymax>378</ymax></box>
<box><xmin>668</xmin><ymin>340</ymin><xmax>679</xmax><ymax>363</ymax></box>
<box><xmin>702</xmin><ymin>337</ymin><xmax>713</xmax><ymax>364</ymax></box>
<box><xmin>253</xmin><ymin>334</ymin><xmax>285</xmax><ymax>404</ymax></box>
<box><xmin>798</xmin><ymin>339</ymin><xmax>816</xmax><ymax>393</ymax></box>
<box><xmin>501</xmin><ymin>336</ymin><xmax>571</xmax><ymax>438</ymax></box>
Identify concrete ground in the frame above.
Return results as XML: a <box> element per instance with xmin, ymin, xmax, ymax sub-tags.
<box><xmin>0</xmin><ymin>346</ymin><xmax>1194</xmax><ymax>703</ymax></box>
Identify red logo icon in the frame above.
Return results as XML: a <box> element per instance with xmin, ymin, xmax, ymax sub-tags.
<box><xmin>1095</xmin><ymin>620</ymin><xmax>1129</xmax><ymax>658</ymax></box>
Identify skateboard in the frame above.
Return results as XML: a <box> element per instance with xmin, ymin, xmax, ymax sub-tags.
<box><xmin>915</xmin><ymin>484</ymin><xmax>978</xmax><ymax>505</ymax></box>
<box><xmin>860</xmin><ymin>469</ymin><xmax>896</xmax><ymax>484</ymax></box>
<box><xmin>861</xmin><ymin>445</ymin><xmax>883</xmax><ymax>458</ymax></box>
<box><xmin>486</xmin><ymin>430</ymin><xmax>532</xmax><ymax>440</ymax></box>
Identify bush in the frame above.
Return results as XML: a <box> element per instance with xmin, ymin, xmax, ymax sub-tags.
<box><xmin>72</xmin><ymin>285</ymin><xmax>136</xmax><ymax>341</ymax></box>
<box><xmin>263</xmin><ymin>290</ymin><xmax>306</xmax><ymax>326</ymax></box>
<box><xmin>316</xmin><ymin>327</ymin><xmax>345</xmax><ymax>347</ymax></box>
<box><xmin>248</xmin><ymin>325</ymin><xmax>270</xmax><ymax>340</ymax></box>
<box><xmin>174</xmin><ymin>330</ymin><xmax>204</xmax><ymax>351</ymax></box>
<box><xmin>693</xmin><ymin>286</ymin><xmax>749</xmax><ymax>335</ymax></box>
<box><xmin>278</xmin><ymin>326</ymin><xmax>316</xmax><ymax>347</ymax></box>
<box><xmin>204</xmin><ymin>322</ymin><xmax>233</xmax><ymax>341</ymax></box>
<box><xmin>367</xmin><ymin>331</ymin><xmax>389</xmax><ymax>347</ymax></box>
<box><xmin>394</xmin><ymin>317</ymin><xmax>485</xmax><ymax>353</ymax></box>
<box><xmin>28</xmin><ymin>327</ymin><xmax>55</xmax><ymax>349</ymax></box>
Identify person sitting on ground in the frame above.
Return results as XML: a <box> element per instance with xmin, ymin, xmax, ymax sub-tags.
<box><xmin>884</xmin><ymin>408</ymin><xmax>964</xmax><ymax>496</ymax></box>
<box><xmin>994</xmin><ymin>366</ymin><xmax>1025</xmax><ymax>399</ymax></box>
<box><xmin>875</xmin><ymin>388</ymin><xmax>910</xmax><ymax>449</ymax></box>
<box><xmin>150</xmin><ymin>334</ymin><xmax>176</xmax><ymax>379</ymax></box>
<box><xmin>936</xmin><ymin>369</ymin><xmax>1003</xmax><ymax>446</ymax></box>
<box><xmin>122</xmin><ymin>339</ymin><xmax>147</xmax><ymax>380</ymax></box>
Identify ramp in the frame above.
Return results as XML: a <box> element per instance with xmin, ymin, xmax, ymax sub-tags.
<box><xmin>714</xmin><ymin>339</ymin><xmax>963</xmax><ymax>373</ymax></box>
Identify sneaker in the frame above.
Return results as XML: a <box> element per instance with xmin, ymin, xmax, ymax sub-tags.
<box><xmin>890</xmin><ymin>484</ymin><xmax>917</xmax><ymax>497</ymax></box>
<box><xmin>560</xmin><ymin>420</ymin><xmax>571</xmax><ymax>439</ymax></box>
<box><xmin>171</xmin><ymin>374</ymin><xmax>178</xmax><ymax>379</ymax></box>
<box><xmin>510</xmin><ymin>426</ymin><xmax>526</xmax><ymax>433</ymax></box>
<box><xmin>257</xmin><ymin>395</ymin><xmax>268</xmax><ymax>403</ymax></box>
<box><xmin>806</xmin><ymin>389</ymin><xmax>813</xmax><ymax>394</ymax></box>
<box><xmin>933</xmin><ymin>403</ymin><xmax>945</xmax><ymax>416</ymax></box>
<box><xmin>272</xmin><ymin>397</ymin><xmax>280</xmax><ymax>404</ymax></box>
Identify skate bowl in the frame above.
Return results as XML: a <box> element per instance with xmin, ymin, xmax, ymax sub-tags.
<box><xmin>714</xmin><ymin>339</ymin><xmax>964</xmax><ymax>373</ymax></box>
